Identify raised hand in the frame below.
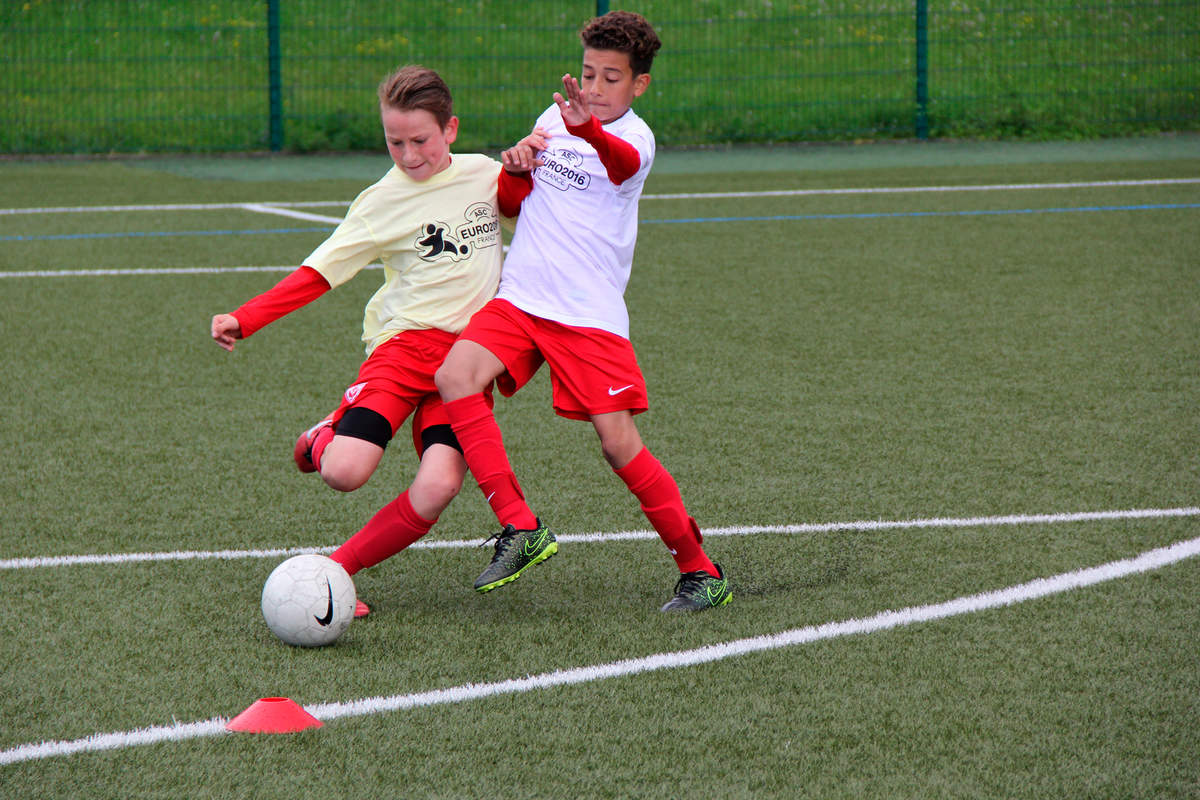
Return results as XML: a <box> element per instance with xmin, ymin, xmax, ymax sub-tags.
<box><xmin>553</xmin><ymin>73</ymin><xmax>591</xmax><ymax>126</ymax></box>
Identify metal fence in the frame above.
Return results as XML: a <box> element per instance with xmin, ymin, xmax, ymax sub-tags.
<box><xmin>2</xmin><ymin>1</ymin><xmax>1197</xmax><ymax>155</ymax></box>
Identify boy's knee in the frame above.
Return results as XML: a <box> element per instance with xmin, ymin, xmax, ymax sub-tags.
<box><xmin>427</xmin><ymin>476</ymin><xmax>462</xmax><ymax>509</ymax></box>
<box><xmin>435</xmin><ymin>343</ymin><xmax>503</xmax><ymax>401</ymax></box>
<box><xmin>316</xmin><ymin>431</ymin><xmax>385</xmax><ymax>492</ymax></box>
<box><xmin>319</xmin><ymin>461</ymin><xmax>373</xmax><ymax>493</ymax></box>
<box><xmin>432</xmin><ymin>363</ymin><xmax>455</xmax><ymax>396</ymax></box>
<box><xmin>594</xmin><ymin>413</ymin><xmax>643</xmax><ymax>469</ymax></box>
<box><xmin>410</xmin><ymin>471</ymin><xmax>463</xmax><ymax>517</ymax></box>
<box><xmin>434</xmin><ymin>361</ymin><xmax>475</xmax><ymax>400</ymax></box>
<box><xmin>600</xmin><ymin>435</ymin><xmax>641</xmax><ymax>470</ymax></box>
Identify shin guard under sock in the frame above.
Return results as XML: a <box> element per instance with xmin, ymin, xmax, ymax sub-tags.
<box><xmin>443</xmin><ymin>394</ymin><xmax>538</xmax><ymax>530</ymax></box>
<box><xmin>614</xmin><ymin>447</ymin><xmax>717</xmax><ymax>575</ymax></box>
<box><xmin>329</xmin><ymin>490</ymin><xmax>436</xmax><ymax>575</ymax></box>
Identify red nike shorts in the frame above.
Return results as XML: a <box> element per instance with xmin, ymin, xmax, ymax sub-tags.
<box><xmin>330</xmin><ymin>327</ymin><xmax>460</xmax><ymax>455</ymax></box>
<box><xmin>460</xmin><ymin>298</ymin><xmax>648</xmax><ymax>421</ymax></box>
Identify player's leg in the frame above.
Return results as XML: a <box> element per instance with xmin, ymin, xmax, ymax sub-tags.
<box><xmin>594</xmin><ymin>411</ymin><xmax>731</xmax><ymax>612</ymax></box>
<box><xmin>320</xmin><ymin>331</ymin><xmax>461</xmax><ymax>614</ymax></box>
<box><xmin>436</xmin><ymin>338</ymin><xmax>539</xmax><ymax>530</ymax></box>
<box><xmin>435</xmin><ymin>338</ymin><xmax>506</xmax><ymax>401</ymax></box>
<box><xmin>435</xmin><ymin>301</ymin><xmax>557</xmax><ymax>591</ymax></box>
<box><xmin>439</xmin><ymin>341</ymin><xmax>558</xmax><ymax>591</ymax></box>
<box><xmin>294</xmin><ymin>407</ymin><xmax>389</xmax><ymax>494</ymax></box>
<box><xmin>293</xmin><ymin>408</ymin><xmax>387</xmax><ymax>492</ymax></box>
<box><xmin>297</xmin><ymin>332</ymin><xmax>436</xmax><ymax>492</ymax></box>
<box><xmin>539</xmin><ymin>319</ymin><xmax>729</xmax><ymax>613</ymax></box>
<box><xmin>593</xmin><ymin>409</ymin><xmax>716</xmax><ymax>573</ymax></box>
<box><xmin>407</xmin><ymin>439</ymin><xmax>468</xmax><ymax>519</ymax></box>
<box><xmin>590</xmin><ymin>408</ymin><xmax>644</xmax><ymax>469</ymax></box>
<box><xmin>327</xmin><ymin>400</ymin><xmax>468</xmax><ymax>616</ymax></box>
<box><xmin>317</xmin><ymin>435</ymin><xmax>385</xmax><ymax>492</ymax></box>
<box><xmin>329</xmin><ymin>442</ymin><xmax>464</xmax><ymax>577</ymax></box>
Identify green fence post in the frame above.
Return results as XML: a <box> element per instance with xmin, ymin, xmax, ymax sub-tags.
<box><xmin>915</xmin><ymin>0</ymin><xmax>929</xmax><ymax>139</ymax></box>
<box><xmin>596</xmin><ymin>1</ymin><xmax>610</xmax><ymax>15</ymax></box>
<box><xmin>267</xmin><ymin>0</ymin><xmax>283</xmax><ymax>151</ymax></box>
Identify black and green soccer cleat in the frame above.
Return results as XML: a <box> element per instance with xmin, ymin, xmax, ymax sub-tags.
<box><xmin>474</xmin><ymin>519</ymin><xmax>558</xmax><ymax>592</ymax></box>
<box><xmin>660</xmin><ymin>564</ymin><xmax>733</xmax><ymax>612</ymax></box>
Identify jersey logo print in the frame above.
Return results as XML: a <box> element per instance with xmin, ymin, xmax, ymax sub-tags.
<box><xmin>456</xmin><ymin>202</ymin><xmax>501</xmax><ymax>250</ymax></box>
<box><xmin>416</xmin><ymin>222</ymin><xmax>470</xmax><ymax>262</ymax></box>
<box><xmin>418</xmin><ymin>203</ymin><xmax>502</xmax><ymax>262</ymax></box>
<box><xmin>535</xmin><ymin>148</ymin><xmax>592</xmax><ymax>192</ymax></box>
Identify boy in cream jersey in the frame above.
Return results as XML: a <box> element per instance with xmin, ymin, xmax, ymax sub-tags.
<box><xmin>211</xmin><ymin>65</ymin><xmax>528</xmax><ymax>615</ymax></box>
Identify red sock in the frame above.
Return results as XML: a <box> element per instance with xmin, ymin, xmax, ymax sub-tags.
<box><xmin>329</xmin><ymin>490</ymin><xmax>436</xmax><ymax>575</ymax></box>
<box><xmin>443</xmin><ymin>394</ymin><xmax>538</xmax><ymax>530</ymax></box>
<box><xmin>310</xmin><ymin>424</ymin><xmax>335</xmax><ymax>472</ymax></box>
<box><xmin>614</xmin><ymin>447</ymin><xmax>717</xmax><ymax>575</ymax></box>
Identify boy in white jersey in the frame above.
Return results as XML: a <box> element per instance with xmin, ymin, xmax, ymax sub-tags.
<box><xmin>435</xmin><ymin>12</ymin><xmax>732</xmax><ymax>612</ymax></box>
<box><xmin>211</xmin><ymin>66</ymin><xmax>527</xmax><ymax>616</ymax></box>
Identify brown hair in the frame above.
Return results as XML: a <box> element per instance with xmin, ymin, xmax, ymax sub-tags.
<box><xmin>580</xmin><ymin>11</ymin><xmax>662</xmax><ymax>76</ymax></box>
<box><xmin>377</xmin><ymin>65</ymin><xmax>453</xmax><ymax>127</ymax></box>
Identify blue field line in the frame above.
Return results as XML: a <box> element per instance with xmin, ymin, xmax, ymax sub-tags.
<box><xmin>4</xmin><ymin>203</ymin><xmax>1198</xmax><ymax>242</ymax></box>
<box><xmin>641</xmin><ymin>202</ymin><xmax>1200</xmax><ymax>225</ymax></box>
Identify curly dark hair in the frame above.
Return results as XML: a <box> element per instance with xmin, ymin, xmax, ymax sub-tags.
<box><xmin>580</xmin><ymin>11</ymin><xmax>662</xmax><ymax>75</ymax></box>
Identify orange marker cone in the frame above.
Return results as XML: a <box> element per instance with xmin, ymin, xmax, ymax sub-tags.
<box><xmin>226</xmin><ymin>697</ymin><xmax>323</xmax><ymax>733</ymax></box>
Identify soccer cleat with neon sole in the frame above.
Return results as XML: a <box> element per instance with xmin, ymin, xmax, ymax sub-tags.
<box><xmin>354</xmin><ymin>599</ymin><xmax>370</xmax><ymax>618</ymax></box>
<box><xmin>660</xmin><ymin>564</ymin><xmax>732</xmax><ymax>612</ymax></box>
<box><xmin>474</xmin><ymin>520</ymin><xmax>557</xmax><ymax>592</ymax></box>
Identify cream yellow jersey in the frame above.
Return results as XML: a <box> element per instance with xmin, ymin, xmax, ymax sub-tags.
<box><xmin>303</xmin><ymin>154</ymin><xmax>504</xmax><ymax>354</ymax></box>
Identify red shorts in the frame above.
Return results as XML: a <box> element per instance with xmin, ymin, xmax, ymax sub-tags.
<box><xmin>330</xmin><ymin>328</ymin><xmax>457</xmax><ymax>455</ymax></box>
<box><xmin>461</xmin><ymin>298</ymin><xmax>648</xmax><ymax>421</ymax></box>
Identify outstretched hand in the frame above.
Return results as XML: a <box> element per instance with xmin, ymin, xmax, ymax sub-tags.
<box><xmin>553</xmin><ymin>73</ymin><xmax>591</xmax><ymax>127</ymax></box>
<box><xmin>501</xmin><ymin>126</ymin><xmax>550</xmax><ymax>173</ymax></box>
<box><xmin>210</xmin><ymin>313</ymin><xmax>243</xmax><ymax>352</ymax></box>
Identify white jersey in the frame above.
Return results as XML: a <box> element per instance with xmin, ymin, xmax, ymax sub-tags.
<box><xmin>303</xmin><ymin>154</ymin><xmax>504</xmax><ymax>354</ymax></box>
<box><xmin>497</xmin><ymin>105</ymin><xmax>655</xmax><ymax>339</ymax></box>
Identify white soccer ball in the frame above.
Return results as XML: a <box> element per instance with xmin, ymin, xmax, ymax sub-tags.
<box><xmin>261</xmin><ymin>554</ymin><xmax>356</xmax><ymax>647</ymax></box>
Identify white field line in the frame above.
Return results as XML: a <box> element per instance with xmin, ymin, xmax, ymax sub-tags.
<box><xmin>3</xmin><ymin>177</ymin><xmax>1191</xmax><ymax>278</ymax></box>
<box><xmin>0</xmin><ymin>265</ymin><xmax>307</xmax><ymax>278</ymax></box>
<box><xmin>2</xmin><ymin>530</ymin><xmax>1198</xmax><ymax>766</ymax></box>
<box><xmin>641</xmin><ymin>177</ymin><xmax>1200</xmax><ymax>200</ymax></box>
<box><xmin>2</xmin><ymin>506</ymin><xmax>1196</xmax><ymax>570</ymax></box>
<box><xmin>1</xmin><ymin>178</ymin><xmax>1196</xmax><ymax>216</ymax></box>
<box><xmin>0</xmin><ymin>201</ymin><xmax>350</xmax><ymax>215</ymax></box>
<box><xmin>238</xmin><ymin>203</ymin><xmax>343</xmax><ymax>224</ymax></box>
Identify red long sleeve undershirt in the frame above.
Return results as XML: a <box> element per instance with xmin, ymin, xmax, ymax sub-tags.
<box><xmin>565</xmin><ymin>114</ymin><xmax>641</xmax><ymax>185</ymax></box>
<box><xmin>497</xmin><ymin>169</ymin><xmax>532</xmax><ymax>217</ymax></box>
<box><xmin>494</xmin><ymin>116</ymin><xmax>638</xmax><ymax>212</ymax></box>
<box><xmin>495</xmin><ymin>117</ymin><xmax>639</xmax><ymax>214</ymax></box>
<box><xmin>231</xmin><ymin>265</ymin><xmax>330</xmax><ymax>339</ymax></box>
